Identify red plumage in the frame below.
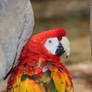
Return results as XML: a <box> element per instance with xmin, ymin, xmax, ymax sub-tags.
<box><xmin>7</xmin><ymin>28</ymin><xmax>73</xmax><ymax>92</ymax></box>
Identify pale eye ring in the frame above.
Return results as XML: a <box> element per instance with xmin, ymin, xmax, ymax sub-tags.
<box><xmin>48</xmin><ymin>40</ymin><xmax>52</xmax><ymax>43</ymax></box>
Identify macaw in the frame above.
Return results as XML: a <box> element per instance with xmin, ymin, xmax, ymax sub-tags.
<box><xmin>7</xmin><ymin>28</ymin><xmax>74</xmax><ymax>92</ymax></box>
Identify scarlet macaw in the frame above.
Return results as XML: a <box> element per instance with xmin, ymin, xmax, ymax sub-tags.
<box><xmin>7</xmin><ymin>28</ymin><xmax>74</xmax><ymax>92</ymax></box>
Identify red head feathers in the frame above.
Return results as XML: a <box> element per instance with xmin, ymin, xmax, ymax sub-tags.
<box><xmin>19</xmin><ymin>28</ymin><xmax>66</xmax><ymax>63</ymax></box>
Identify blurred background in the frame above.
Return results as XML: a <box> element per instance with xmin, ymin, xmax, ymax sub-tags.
<box><xmin>31</xmin><ymin>0</ymin><xmax>91</xmax><ymax>92</ymax></box>
<box><xmin>31</xmin><ymin>0</ymin><xmax>90</xmax><ymax>64</ymax></box>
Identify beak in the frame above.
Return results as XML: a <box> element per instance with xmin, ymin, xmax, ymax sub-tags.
<box><xmin>60</xmin><ymin>37</ymin><xmax>70</xmax><ymax>58</ymax></box>
<box><xmin>55</xmin><ymin>42</ymin><xmax>65</xmax><ymax>56</ymax></box>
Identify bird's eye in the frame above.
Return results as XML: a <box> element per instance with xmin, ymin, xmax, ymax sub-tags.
<box><xmin>48</xmin><ymin>40</ymin><xmax>52</xmax><ymax>43</ymax></box>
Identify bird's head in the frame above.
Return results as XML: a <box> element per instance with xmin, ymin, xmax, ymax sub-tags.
<box><xmin>23</xmin><ymin>28</ymin><xmax>70</xmax><ymax>59</ymax></box>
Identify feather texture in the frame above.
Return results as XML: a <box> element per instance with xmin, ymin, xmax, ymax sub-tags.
<box><xmin>7</xmin><ymin>29</ymin><xmax>74</xmax><ymax>92</ymax></box>
<box><xmin>7</xmin><ymin>60</ymin><xmax>73</xmax><ymax>92</ymax></box>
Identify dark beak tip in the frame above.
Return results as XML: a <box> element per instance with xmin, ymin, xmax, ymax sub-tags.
<box><xmin>55</xmin><ymin>49</ymin><xmax>65</xmax><ymax>56</ymax></box>
<box><xmin>55</xmin><ymin>42</ymin><xmax>65</xmax><ymax>56</ymax></box>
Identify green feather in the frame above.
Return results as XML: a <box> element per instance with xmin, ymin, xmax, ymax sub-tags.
<box><xmin>49</xmin><ymin>79</ymin><xmax>59</xmax><ymax>92</ymax></box>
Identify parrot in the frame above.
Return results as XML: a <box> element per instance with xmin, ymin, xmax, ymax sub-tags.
<box><xmin>7</xmin><ymin>28</ymin><xmax>74</xmax><ymax>92</ymax></box>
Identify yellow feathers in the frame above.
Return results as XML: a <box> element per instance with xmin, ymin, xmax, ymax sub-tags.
<box><xmin>51</xmin><ymin>71</ymin><xmax>66</xmax><ymax>92</ymax></box>
<box><xmin>9</xmin><ymin>77</ymin><xmax>43</xmax><ymax>92</ymax></box>
<box><xmin>7</xmin><ymin>65</ymin><xmax>73</xmax><ymax>92</ymax></box>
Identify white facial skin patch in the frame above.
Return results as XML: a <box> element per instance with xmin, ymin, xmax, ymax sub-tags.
<box><xmin>44</xmin><ymin>37</ymin><xmax>59</xmax><ymax>55</ymax></box>
<box><xmin>60</xmin><ymin>37</ymin><xmax>70</xmax><ymax>57</ymax></box>
<box><xmin>44</xmin><ymin>37</ymin><xmax>70</xmax><ymax>57</ymax></box>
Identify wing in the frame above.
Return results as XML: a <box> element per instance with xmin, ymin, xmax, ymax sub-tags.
<box><xmin>48</xmin><ymin>65</ymin><xmax>74</xmax><ymax>92</ymax></box>
<box><xmin>7</xmin><ymin>62</ymin><xmax>73</xmax><ymax>92</ymax></box>
<box><xmin>7</xmin><ymin>76</ymin><xmax>42</xmax><ymax>92</ymax></box>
